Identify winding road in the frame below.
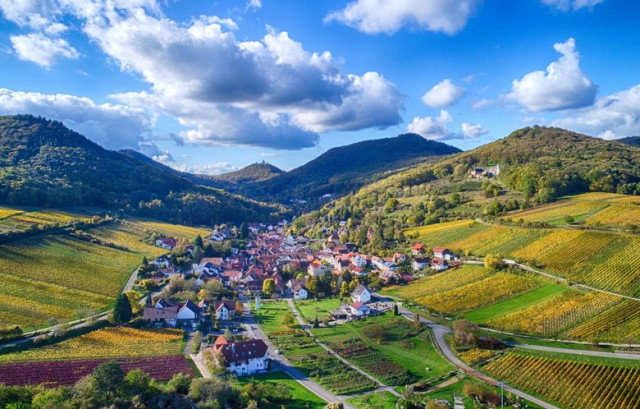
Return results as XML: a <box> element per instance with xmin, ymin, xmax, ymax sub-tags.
<box><xmin>375</xmin><ymin>293</ymin><xmax>562</xmax><ymax>409</ymax></box>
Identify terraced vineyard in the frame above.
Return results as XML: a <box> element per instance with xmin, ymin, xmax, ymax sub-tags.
<box><xmin>564</xmin><ymin>300</ymin><xmax>640</xmax><ymax>342</ymax></box>
<box><xmin>503</xmin><ymin>192</ymin><xmax>640</xmax><ymax>229</ymax></box>
<box><xmin>414</xmin><ymin>272</ymin><xmax>539</xmax><ymax>315</ymax></box>
<box><xmin>484</xmin><ymin>352</ymin><xmax>640</xmax><ymax>409</ymax></box>
<box><xmin>0</xmin><ymin>209</ymin><xmax>209</xmax><ymax>329</ymax></box>
<box><xmin>0</xmin><ymin>327</ymin><xmax>184</xmax><ymax>363</ymax></box>
<box><xmin>0</xmin><ymin>327</ymin><xmax>190</xmax><ymax>387</ymax></box>
<box><xmin>486</xmin><ymin>291</ymin><xmax>620</xmax><ymax>337</ymax></box>
<box><xmin>384</xmin><ymin>265</ymin><xmax>491</xmax><ymax>299</ymax></box>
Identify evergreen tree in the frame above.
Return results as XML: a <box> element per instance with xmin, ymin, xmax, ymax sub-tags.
<box><xmin>112</xmin><ymin>294</ymin><xmax>133</xmax><ymax>324</ymax></box>
<box><xmin>194</xmin><ymin>234</ymin><xmax>204</xmax><ymax>248</ymax></box>
<box><xmin>240</xmin><ymin>222</ymin><xmax>249</xmax><ymax>239</ymax></box>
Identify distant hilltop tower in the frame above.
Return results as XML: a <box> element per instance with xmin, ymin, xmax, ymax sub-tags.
<box><xmin>255</xmin><ymin>294</ymin><xmax>261</xmax><ymax>310</ymax></box>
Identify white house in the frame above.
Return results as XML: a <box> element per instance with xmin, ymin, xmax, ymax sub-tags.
<box><xmin>433</xmin><ymin>246</ymin><xmax>458</xmax><ymax>260</ymax></box>
<box><xmin>156</xmin><ymin>237</ymin><xmax>176</xmax><ymax>250</ymax></box>
<box><xmin>348</xmin><ymin>302</ymin><xmax>371</xmax><ymax>317</ymax></box>
<box><xmin>293</xmin><ymin>284</ymin><xmax>308</xmax><ymax>300</ymax></box>
<box><xmin>213</xmin><ymin>337</ymin><xmax>269</xmax><ymax>376</ymax></box>
<box><xmin>214</xmin><ymin>300</ymin><xmax>236</xmax><ymax>320</ymax></box>
<box><xmin>412</xmin><ymin>258</ymin><xmax>431</xmax><ymax>271</ymax></box>
<box><xmin>177</xmin><ymin>300</ymin><xmax>200</xmax><ymax>322</ymax></box>
<box><xmin>351</xmin><ymin>285</ymin><xmax>371</xmax><ymax>304</ymax></box>
<box><xmin>431</xmin><ymin>258</ymin><xmax>449</xmax><ymax>271</ymax></box>
<box><xmin>308</xmin><ymin>261</ymin><xmax>329</xmax><ymax>277</ymax></box>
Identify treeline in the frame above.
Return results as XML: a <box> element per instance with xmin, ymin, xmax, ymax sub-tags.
<box><xmin>0</xmin><ymin>361</ymin><xmax>298</xmax><ymax>409</ymax></box>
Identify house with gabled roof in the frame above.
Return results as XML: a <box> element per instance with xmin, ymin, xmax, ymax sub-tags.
<box><xmin>177</xmin><ymin>300</ymin><xmax>200</xmax><ymax>322</ymax></box>
<box><xmin>351</xmin><ymin>284</ymin><xmax>371</xmax><ymax>304</ymax></box>
<box><xmin>213</xmin><ymin>337</ymin><xmax>269</xmax><ymax>376</ymax></box>
<box><xmin>214</xmin><ymin>300</ymin><xmax>237</xmax><ymax>320</ymax></box>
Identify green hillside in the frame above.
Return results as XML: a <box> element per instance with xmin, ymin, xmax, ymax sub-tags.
<box><xmin>0</xmin><ymin>115</ymin><xmax>285</xmax><ymax>224</ymax></box>
<box><xmin>213</xmin><ymin>161</ymin><xmax>284</xmax><ymax>184</ymax></box>
<box><xmin>239</xmin><ymin>133</ymin><xmax>461</xmax><ymax>203</ymax></box>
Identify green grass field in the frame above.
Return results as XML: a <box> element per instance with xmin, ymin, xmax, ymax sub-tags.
<box><xmin>257</xmin><ymin>301</ymin><xmax>377</xmax><ymax>395</ymax></box>
<box><xmin>295</xmin><ymin>298</ymin><xmax>341</xmax><ymax>322</ymax></box>
<box><xmin>235</xmin><ymin>371</ymin><xmax>327</xmax><ymax>409</ymax></box>
<box><xmin>347</xmin><ymin>391</ymin><xmax>397</xmax><ymax>409</ymax></box>
<box><xmin>312</xmin><ymin>314</ymin><xmax>454</xmax><ymax>383</ymax></box>
<box><xmin>464</xmin><ymin>284</ymin><xmax>567</xmax><ymax>323</ymax></box>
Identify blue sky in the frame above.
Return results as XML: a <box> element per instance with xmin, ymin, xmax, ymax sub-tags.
<box><xmin>0</xmin><ymin>0</ymin><xmax>638</xmax><ymax>173</ymax></box>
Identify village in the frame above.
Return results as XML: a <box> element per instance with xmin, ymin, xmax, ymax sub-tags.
<box><xmin>139</xmin><ymin>221</ymin><xmax>461</xmax><ymax>377</ymax></box>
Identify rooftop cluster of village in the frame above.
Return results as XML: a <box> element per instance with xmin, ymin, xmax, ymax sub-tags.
<box><xmin>135</xmin><ymin>221</ymin><xmax>460</xmax><ymax>376</ymax></box>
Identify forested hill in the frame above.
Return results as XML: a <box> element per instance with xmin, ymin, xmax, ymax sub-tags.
<box><xmin>619</xmin><ymin>136</ymin><xmax>640</xmax><ymax>147</ymax></box>
<box><xmin>290</xmin><ymin>126</ymin><xmax>640</xmax><ymax>245</ymax></box>
<box><xmin>239</xmin><ymin>133</ymin><xmax>462</xmax><ymax>202</ymax></box>
<box><xmin>0</xmin><ymin>115</ymin><xmax>285</xmax><ymax>224</ymax></box>
<box><xmin>213</xmin><ymin>162</ymin><xmax>284</xmax><ymax>184</ymax></box>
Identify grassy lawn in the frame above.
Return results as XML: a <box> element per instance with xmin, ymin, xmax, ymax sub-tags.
<box><xmin>347</xmin><ymin>391</ymin><xmax>398</xmax><ymax>409</ymax></box>
<box><xmin>235</xmin><ymin>371</ymin><xmax>327</xmax><ymax>409</ymax></box>
<box><xmin>313</xmin><ymin>314</ymin><xmax>454</xmax><ymax>383</ymax></box>
<box><xmin>464</xmin><ymin>284</ymin><xmax>567</xmax><ymax>323</ymax></box>
<box><xmin>256</xmin><ymin>301</ymin><xmax>377</xmax><ymax>395</ymax></box>
<box><xmin>295</xmin><ymin>298</ymin><xmax>341</xmax><ymax>322</ymax></box>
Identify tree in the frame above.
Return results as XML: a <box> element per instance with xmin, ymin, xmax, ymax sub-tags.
<box><xmin>384</xmin><ymin>198</ymin><xmax>399</xmax><ymax>213</ymax></box>
<box><xmin>339</xmin><ymin>281</ymin><xmax>350</xmax><ymax>298</ymax></box>
<box><xmin>262</xmin><ymin>278</ymin><xmax>276</xmax><ymax>297</ymax></box>
<box><xmin>484</xmin><ymin>254</ymin><xmax>506</xmax><ymax>270</ymax></box>
<box><xmin>111</xmin><ymin>293</ymin><xmax>132</xmax><ymax>324</ymax></box>
<box><xmin>235</xmin><ymin>300</ymin><xmax>244</xmax><ymax>316</ymax></box>
<box><xmin>364</xmin><ymin>324</ymin><xmax>386</xmax><ymax>343</ymax></box>
<box><xmin>393</xmin><ymin>303</ymin><xmax>399</xmax><ymax>316</ymax></box>
<box><xmin>453</xmin><ymin>320</ymin><xmax>478</xmax><ymax>347</ymax></box>
<box><xmin>141</xmin><ymin>256</ymin><xmax>148</xmax><ymax>266</ymax></box>
<box><xmin>282</xmin><ymin>312</ymin><xmax>295</xmax><ymax>327</ymax></box>
<box><xmin>194</xmin><ymin>234</ymin><xmax>204</xmax><ymax>248</ymax></box>
<box><xmin>239</xmin><ymin>222</ymin><xmax>249</xmax><ymax>239</ymax></box>
<box><xmin>92</xmin><ymin>361</ymin><xmax>125</xmax><ymax>400</ymax></box>
<box><xmin>313</xmin><ymin>316</ymin><xmax>319</xmax><ymax>328</ymax></box>
<box><xmin>167</xmin><ymin>372</ymin><xmax>192</xmax><ymax>394</ymax></box>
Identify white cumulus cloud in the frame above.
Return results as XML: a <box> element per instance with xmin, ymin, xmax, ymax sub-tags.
<box><xmin>552</xmin><ymin>84</ymin><xmax>640</xmax><ymax>139</ymax></box>
<box><xmin>10</xmin><ymin>32</ymin><xmax>79</xmax><ymax>67</ymax></box>
<box><xmin>407</xmin><ymin>110</ymin><xmax>456</xmax><ymax>140</ymax></box>
<box><xmin>510</xmin><ymin>38</ymin><xmax>597</xmax><ymax>112</ymax></box>
<box><xmin>0</xmin><ymin>88</ymin><xmax>154</xmax><ymax>150</ymax></box>
<box><xmin>325</xmin><ymin>0</ymin><xmax>481</xmax><ymax>35</ymax></box>
<box><xmin>421</xmin><ymin>79</ymin><xmax>466</xmax><ymax>108</ymax></box>
<box><xmin>541</xmin><ymin>0</ymin><xmax>605</xmax><ymax>11</ymax></box>
<box><xmin>461</xmin><ymin>122</ymin><xmax>489</xmax><ymax>138</ymax></box>
<box><xmin>0</xmin><ymin>0</ymin><xmax>404</xmax><ymax>150</ymax></box>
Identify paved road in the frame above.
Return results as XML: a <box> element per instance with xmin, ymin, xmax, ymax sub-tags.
<box><xmin>374</xmin><ymin>293</ymin><xmax>561</xmax><ymax>409</ymax></box>
<box><xmin>243</xmin><ymin>302</ymin><xmax>356</xmax><ymax>409</ymax></box>
<box><xmin>504</xmin><ymin>340</ymin><xmax>640</xmax><ymax>360</ymax></box>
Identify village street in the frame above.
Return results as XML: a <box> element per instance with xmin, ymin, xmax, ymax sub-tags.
<box><xmin>241</xmin><ymin>300</ymin><xmax>357</xmax><ymax>409</ymax></box>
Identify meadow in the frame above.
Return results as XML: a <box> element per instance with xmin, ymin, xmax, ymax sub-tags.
<box><xmin>235</xmin><ymin>372</ymin><xmax>327</xmax><ymax>409</ymax></box>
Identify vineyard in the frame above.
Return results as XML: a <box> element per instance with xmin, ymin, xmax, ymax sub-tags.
<box><xmin>384</xmin><ymin>265</ymin><xmax>491</xmax><ymax>299</ymax></box>
<box><xmin>0</xmin><ymin>327</ymin><xmax>184</xmax><ymax>363</ymax></box>
<box><xmin>414</xmin><ymin>272</ymin><xmax>539</xmax><ymax>315</ymax></box>
<box><xmin>0</xmin><ymin>355</ymin><xmax>194</xmax><ymax>387</ymax></box>
<box><xmin>484</xmin><ymin>352</ymin><xmax>640</xmax><ymax>409</ymax></box>
<box><xmin>502</xmin><ymin>192</ymin><xmax>640</xmax><ymax>228</ymax></box>
<box><xmin>565</xmin><ymin>300</ymin><xmax>640</xmax><ymax>343</ymax></box>
<box><xmin>486</xmin><ymin>291</ymin><xmax>620</xmax><ymax>336</ymax></box>
<box><xmin>503</xmin><ymin>199</ymin><xmax>606</xmax><ymax>224</ymax></box>
<box><xmin>0</xmin><ymin>213</ymin><xmax>208</xmax><ymax>329</ymax></box>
